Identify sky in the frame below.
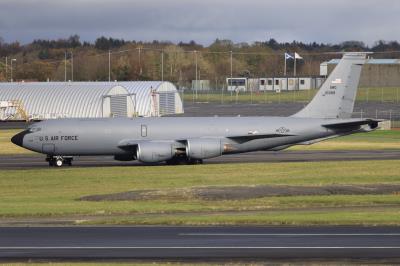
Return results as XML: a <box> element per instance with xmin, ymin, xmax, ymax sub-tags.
<box><xmin>0</xmin><ymin>0</ymin><xmax>399</xmax><ymax>46</ymax></box>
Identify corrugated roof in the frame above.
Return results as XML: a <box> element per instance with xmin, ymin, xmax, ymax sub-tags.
<box><xmin>0</xmin><ymin>81</ymin><xmax>182</xmax><ymax>119</ymax></box>
<box><xmin>116</xmin><ymin>81</ymin><xmax>180</xmax><ymax>117</ymax></box>
<box><xmin>327</xmin><ymin>58</ymin><xmax>400</xmax><ymax>64</ymax></box>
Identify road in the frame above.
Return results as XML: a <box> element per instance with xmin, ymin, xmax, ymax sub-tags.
<box><xmin>0</xmin><ymin>150</ymin><xmax>400</xmax><ymax>169</ymax></box>
<box><xmin>0</xmin><ymin>226</ymin><xmax>400</xmax><ymax>259</ymax></box>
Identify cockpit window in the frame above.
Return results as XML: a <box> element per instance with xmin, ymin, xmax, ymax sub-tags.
<box><xmin>29</xmin><ymin>127</ymin><xmax>41</xmax><ymax>132</ymax></box>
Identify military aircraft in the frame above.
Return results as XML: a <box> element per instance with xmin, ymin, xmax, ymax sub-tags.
<box><xmin>12</xmin><ymin>52</ymin><xmax>379</xmax><ymax>167</ymax></box>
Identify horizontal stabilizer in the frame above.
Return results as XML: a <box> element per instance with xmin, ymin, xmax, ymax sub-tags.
<box><xmin>322</xmin><ymin>119</ymin><xmax>381</xmax><ymax>129</ymax></box>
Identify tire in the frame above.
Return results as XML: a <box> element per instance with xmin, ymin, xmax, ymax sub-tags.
<box><xmin>55</xmin><ymin>159</ymin><xmax>63</xmax><ymax>167</ymax></box>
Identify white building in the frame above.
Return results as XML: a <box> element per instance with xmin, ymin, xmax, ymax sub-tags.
<box><xmin>226</xmin><ymin>78</ymin><xmax>247</xmax><ymax>92</ymax></box>
<box><xmin>0</xmin><ymin>81</ymin><xmax>183</xmax><ymax>121</ymax></box>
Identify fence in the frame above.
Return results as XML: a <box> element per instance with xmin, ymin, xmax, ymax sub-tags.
<box><xmin>354</xmin><ymin>109</ymin><xmax>400</xmax><ymax>128</ymax></box>
<box><xmin>181</xmin><ymin>87</ymin><xmax>400</xmax><ymax>104</ymax></box>
<box><xmin>180</xmin><ymin>87</ymin><xmax>400</xmax><ymax>128</ymax></box>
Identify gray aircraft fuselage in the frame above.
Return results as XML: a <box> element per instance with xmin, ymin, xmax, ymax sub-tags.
<box><xmin>11</xmin><ymin>53</ymin><xmax>379</xmax><ymax>166</ymax></box>
<box><xmin>14</xmin><ymin>116</ymin><xmax>347</xmax><ymax>156</ymax></box>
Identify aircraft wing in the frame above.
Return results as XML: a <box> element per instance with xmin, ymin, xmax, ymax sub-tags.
<box><xmin>118</xmin><ymin>139</ymin><xmax>140</xmax><ymax>151</ymax></box>
<box><xmin>117</xmin><ymin>132</ymin><xmax>295</xmax><ymax>150</ymax></box>
<box><xmin>227</xmin><ymin>133</ymin><xmax>294</xmax><ymax>144</ymax></box>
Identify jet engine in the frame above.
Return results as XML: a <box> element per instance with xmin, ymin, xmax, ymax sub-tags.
<box><xmin>186</xmin><ymin>138</ymin><xmax>223</xmax><ymax>159</ymax></box>
<box><xmin>136</xmin><ymin>141</ymin><xmax>174</xmax><ymax>163</ymax></box>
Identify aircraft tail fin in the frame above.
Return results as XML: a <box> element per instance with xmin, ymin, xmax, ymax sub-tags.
<box><xmin>292</xmin><ymin>53</ymin><xmax>367</xmax><ymax>119</ymax></box>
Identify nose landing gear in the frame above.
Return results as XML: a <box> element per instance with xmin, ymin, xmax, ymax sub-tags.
<box><xmin>46</xmin><ymin>156</ymin><xmax>73</xmax><ymax>167</ymax></box>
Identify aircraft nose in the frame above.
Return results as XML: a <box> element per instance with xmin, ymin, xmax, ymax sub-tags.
<box><xmin>11</xmin><ymin>130</ymin><xmax>29</xmax><ymax>147</ymax></box>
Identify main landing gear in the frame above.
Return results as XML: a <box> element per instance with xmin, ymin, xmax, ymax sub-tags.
<box><xmin>166</xmin><ymin>156</ymin><xmax>203</xmax><ymax>165</ymax></box>
<box><xmin>46</xmin><ymin>156</ymin><xmax>73</xmax><ymax>167</ymax></box>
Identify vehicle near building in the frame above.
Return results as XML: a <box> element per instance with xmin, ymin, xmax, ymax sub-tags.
<box><xmin>226</xmin><ymin>78</ymin><xmax>247</xmax><ymax>92</ymax></box>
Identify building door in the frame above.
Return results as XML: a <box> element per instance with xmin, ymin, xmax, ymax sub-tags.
<box><xmin>110</xmin><ymin>95</ymin><xmax>127</xmax><ymax>117</ymax></box>
<box><xmin>158</xmin><ymin>92</ymin><xmax>175</xmax><ymax>115</ymax></box>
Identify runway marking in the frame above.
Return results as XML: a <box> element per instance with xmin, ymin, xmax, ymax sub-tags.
<box><xmin>179</xmin><ymin>233</ymin><xmax>400</xmax><ymax>236</ymax></box>
<box><xmin>1</xmin><ymin>246</ymin><xmax>400</xmax><ymax>249</ymax></box>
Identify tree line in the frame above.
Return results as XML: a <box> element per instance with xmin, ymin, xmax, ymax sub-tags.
<box><xmin>0</xmin><ymin>35</ymin><xmax>399</xmax><ymax>87</ymax></box>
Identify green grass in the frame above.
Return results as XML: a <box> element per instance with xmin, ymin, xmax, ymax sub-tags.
<box><xmin>1</xmin><ymin>128</ymin><xmax>399</xmax><ymax>155</ymax></box>
<box><xmin>183</xmin><ymin>87</ymin><xmax>400</xmax><ymax>103</ymax></box>
<box><xmin>290</xmin><ymin>130</ymin><xmax>400</xmax><ymax>150</ymax></box>
<box><xmin>0</xmin><ymin>160</ymin><xmax>399</xmax><ymax>225</ymax></box>
<box><xmin>0</xmin><ymin>129</ymin><xmax>35</xmax><ymax>155</ymax></box>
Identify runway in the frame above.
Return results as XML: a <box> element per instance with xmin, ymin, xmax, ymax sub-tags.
<box><xmin>1</xmin><ymin>226</ymin><xmax>400</xmax><ymax>259</ymax></box>
<box><xmin>0</xmin><ymin>149</ymin><xmax>399</xmax><ymax>169</ymax></box>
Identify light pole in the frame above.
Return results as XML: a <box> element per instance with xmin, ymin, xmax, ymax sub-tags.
<box><xmin>10</xmin><ymin>58</ymin><xmax>16</xmax><ymax>82</ymax></box>
<box><xmin>108</xmin><ymin>50</ymin><xmax>111</xmax><ymax>82</ymax></box>
<box><xmin>64</xmin><ymin>51</ymin><xmax>67</xmax><ymax>81</ymax></box>
<box><xmin>230</xmin><ymin>50</ymin><xmax>233</xmax><ymax>80</ymax></box>
<box><xmin>161</xmin><ymin>50</ymin><xmax>164</xmax><ymax>82</ymax></box>
<box><xmin>194</xmin><ymin>50</ymin><xmax>198</xmax><ymax>98</ymax></box>
<box><xmin>138</xmin><ymin>47</ymin><xmax>142</xmax><ymax>78</ymax></box>
<box><xmin>71</xmin><ymin>51</ymin><xmax>74</xmax><ymax>81</ymax></box>
<box><xmin>5</xmin><ymin>57</ymin><xmax>7</xmax><ymax>81</ymax></box>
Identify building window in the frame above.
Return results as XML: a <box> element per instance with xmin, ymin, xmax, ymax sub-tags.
<box><xmin>300</xmin><ymin>79</ymin><xmax>305</xmax><ymax>85</ymax></box>
<box><xmin>275</xmin><ymin>79</ymin><xmax>279</xmax><ymax>85</ymax></box>
<box><xmin>268</xmin><ymin>80</ymin><xmax>272</xmax><ymax>85</ymax></box>
<box><xmin>260</xmin><ymin>79</ymin><xmax>265</xmax><ymax>85</ymax></box>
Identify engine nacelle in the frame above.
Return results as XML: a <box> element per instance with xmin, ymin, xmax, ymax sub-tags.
<box><xmin>186</xmin><ymin>138</ymin><xmax>223</xmax><ymax>159</ymax></box>
<box><xmin>136</xmin><ymin>142</ymin><xmax>174</xmax><ymax>163</ymax></box>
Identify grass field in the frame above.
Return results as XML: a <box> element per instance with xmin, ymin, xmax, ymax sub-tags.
<box><xmin>183</xmin><ymin>87</ymin><xmax>400</xmax><ymax>103</ymax></box>
<box><xmin>0</xmin><ymin>160</ymin><xmax>399</xmax><ymax>225</ymax></box>
<box><xmin>1</xmin><ymin>129</ymin><xmax>399</xmax><ymax>155</ymax></box>
<box><xmin>290</xmin><ymin>130</ymin><xmax>400</xmax><ymax>150</ymax></box>
<box><xmin>0</xmin><ymin>129</ymin><xmax>35</xmax><ymax>155</ymax></box>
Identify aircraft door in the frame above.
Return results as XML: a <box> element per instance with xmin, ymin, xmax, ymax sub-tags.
<box><xmin>141</xmin><ymin>125</ymin><xmax>147</xmax><ymax>137</ymax></box>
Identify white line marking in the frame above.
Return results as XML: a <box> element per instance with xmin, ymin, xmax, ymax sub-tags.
<box><xmin>0</xmin><ymin>246</ymin><xmax>400</xmax><ymax>249</ymax></box>
<box><xmin>179</xmin><ymin>233</ymin><xmax>400</xmax><ymax>236</ymax></box>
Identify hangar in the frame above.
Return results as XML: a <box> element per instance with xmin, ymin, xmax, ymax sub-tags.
<box><xmin>0</xmin><ymin>81</ymin><xmax>183</xmax><ymax>121</ymax></box>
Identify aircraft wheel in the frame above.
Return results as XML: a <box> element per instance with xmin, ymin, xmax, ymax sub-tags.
<box><xmin>55</xmin><ymin>159</ymin><xmax>63</xmax><ymax>167</ymax></box>
<box><xmin>65</xmin><ymin>158</ymin><xmax>73</xmax><ymax>166</ymax></box>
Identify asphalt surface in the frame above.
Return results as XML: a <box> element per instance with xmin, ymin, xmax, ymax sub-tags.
<box><xmin>0</xmin><ymin>226</ymin><xmax>400</xmax><ymax>259</ymax></box>
<box><xmin>1</xmin><ymin>150</ymin><xmax>399</xmax><ymax>169</ymax></box>
<box><xmin>180</xmin><ymin>101</ymin><xmax>400</xmax><ymax>119</ymax></box>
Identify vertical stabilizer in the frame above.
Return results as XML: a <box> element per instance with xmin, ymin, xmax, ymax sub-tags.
<box><xmin>293</xmin><ymin>53</ymin><xmax>367</xmax><ymax>119</ymax></box>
